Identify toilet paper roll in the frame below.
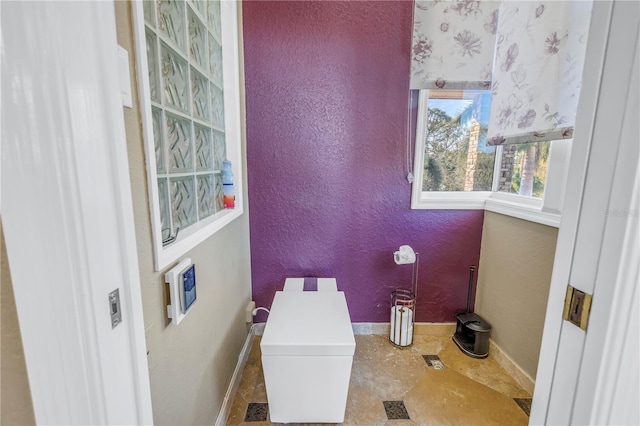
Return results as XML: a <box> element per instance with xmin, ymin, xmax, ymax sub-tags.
<box><xmin>390</xmin><ymin>306</ymin><xmax>413</xmax><ymax>346</ymax></box>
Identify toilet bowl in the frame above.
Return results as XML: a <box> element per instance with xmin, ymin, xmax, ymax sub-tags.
<box><xmin>260</xmin><ymin>278</ymin><xmax>355</xmax><ymax>423</ymax></box>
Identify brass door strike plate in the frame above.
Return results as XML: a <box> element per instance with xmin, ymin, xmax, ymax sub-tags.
<box><xmin>563</xmin><ymin>285</ymin><xmax>592</xmax><ymax>330</ymax></box>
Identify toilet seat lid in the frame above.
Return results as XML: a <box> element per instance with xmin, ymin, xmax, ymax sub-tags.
<box><xmin>261</xmin><ymin>291</ymin><xmax>356</xmax><ymax>356</ymax></box>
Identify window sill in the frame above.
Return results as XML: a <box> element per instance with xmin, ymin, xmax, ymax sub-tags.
<box><xmin>411</xmin><ymin>191</ymin><xmax>561</xmax><ymax>228</ymax></box>
<box><xmin>411</xmin><ymin>191</ymin><xmax>490</xmax><ymax>210</ymax></box>
<box><xmin>155</xmin><ymin>206</ymin><xmax>244</xmax><ymax>271</ymax></box>
<box><xmin>485</xmin><ymin>194</ymin><xmax>560</xmax><ymax>227</ymax></box>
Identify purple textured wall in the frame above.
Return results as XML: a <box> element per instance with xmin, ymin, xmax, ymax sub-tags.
<box><xmin>243</xmin><ymin>1</ymin><xmax>484</xmax><ymax>322</ymax></box>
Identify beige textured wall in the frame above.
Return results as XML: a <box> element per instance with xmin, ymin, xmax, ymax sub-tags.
<box><xmin>475</xmin><ymin>211</ymin><xmax>558</xmax><ymax>379</ymax></box>
<box><xmin>115</xmin><ymin>3</ymin><xmax>252</xmax><ymax>424</ymax></box>
<box><xmin>1</xmin><ymin>221</ymin><xmax>36</xmax><ymax>425</ymax></box>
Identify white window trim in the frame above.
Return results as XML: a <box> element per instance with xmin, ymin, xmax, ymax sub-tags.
<box><xmin>411</xmin><ymin>90</ymin><xmax>570</xmax><ymax>228</ymax></box>
<box><xmin>132</xmin><ymin>1</ymin><xmax>244</xmax><ymax>271</ymax></box>
<box><xmin>485</xmin><ymin>193</ymin><xmax>559</xmax><ymax>227</ymax></box>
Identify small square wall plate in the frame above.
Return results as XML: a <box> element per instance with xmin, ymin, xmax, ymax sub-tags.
<box><xmin>165</xmin><ymin>258</ymin><xmax>195</xmax><ymax>325</ymax></box>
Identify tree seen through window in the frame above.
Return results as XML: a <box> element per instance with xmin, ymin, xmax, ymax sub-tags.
<box><xmin>423</xmin><ymin>92</ymin><xmax>495</xmax><ymax>192</ymax></box>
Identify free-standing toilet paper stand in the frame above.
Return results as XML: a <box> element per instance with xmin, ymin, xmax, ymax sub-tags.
<box><xmin>390</xmin><ymin>245</ymin><xmax>419</xmax><ymax>348</ymax></box>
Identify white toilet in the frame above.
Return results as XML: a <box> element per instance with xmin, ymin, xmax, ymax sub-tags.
<box><xmin>260</xmin><ymin>278</ymin><xmax>356</xmax><ymax>423</ymax></box>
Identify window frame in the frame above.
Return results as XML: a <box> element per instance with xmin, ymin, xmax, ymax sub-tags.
<box><xmin>411</xmin><ymin>90</ymin><xmax>570</xmax><ymax>228</ymax></box>
<box><xmin>132</xmin><ymin>0</ymin><xmax>244</xmax><ymax>271</ymax></box>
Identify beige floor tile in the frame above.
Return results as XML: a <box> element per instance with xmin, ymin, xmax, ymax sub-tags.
<box><xmin>343</xmin><ymin>383</ymin><xmax>389</xmax><ymax>425</ymax></box>
<box><xmin>226</xmin><ymin>334</ymin><xmax>531</xmax><ymax>425</ymax></box>
<box><xmin>435</xmin><ymin>338</ymin><xmax>531</xmax><ymax>398</ymax></box>
<box><xmin>403</xmin><ymin>369</ymin><xmax>529</xmax><ymax>425</ymax></box>
<box><xmin>350</xmin><ymin>335</ymin><xmax>427</xmax><ymax>401</ymax></box>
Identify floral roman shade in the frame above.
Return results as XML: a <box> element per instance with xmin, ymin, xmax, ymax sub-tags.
<box><xmin>486</xmin><ymin>1</ymin><xmax>593</xmax><ymax>145</ymax></box>
<box><xmin>410</xmin><ymin>0</ymin><xmax>501</xmax><ymax>90</ymax></box>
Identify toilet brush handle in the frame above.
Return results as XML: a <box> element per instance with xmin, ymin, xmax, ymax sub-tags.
<box><xmin>466</xmin><ymin>265</ymin><xmax>476</xmax><ymax>313</ymax></box>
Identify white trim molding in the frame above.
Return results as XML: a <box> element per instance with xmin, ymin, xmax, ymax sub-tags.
<box><xmin>412</xmin><ymin>189</ymin><xmax>562</xmax><ymax>227</ymax></box>
<box><xmin>411</xmin><ymin>192</ymin><xmax>490</xmax><ymax>210</ymax></box>
<box><xmin>352</xmin><ymin>322</ymin><xmax>456</xmax><ymax>336</ymax></box>
<box><xmin>215</xmin><ymin>324</ymin><xmax>256</xmax><ymax>426</ymax></box>
<box><xmin>351</xmin><ymin>322</ymin><xmax>390</xmax><ymax>335</ymax></box>
<box><xmin>489</xmin><ymin>340</ymin><xmax>535</xmax><ymax>395</ymax></box>
<box><xmin>485</xmin><ymin>193</ymin><xmax>561</xmax><ymax>228</ymax></box>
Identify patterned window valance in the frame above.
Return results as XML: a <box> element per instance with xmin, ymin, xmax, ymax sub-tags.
<box><xmin>410</xmin><ymin>0</ymin><xmax>501</xmax><ymax>90</ymax></box>
<box><xmin>410</xmin><ymin>1</ymin><xmax>593</xmax><ymax>146</ymax></box>
<box><xmin>486</xmin><ymin>1</ymin><xmax>593</xmax><ymax>145</ymax></box>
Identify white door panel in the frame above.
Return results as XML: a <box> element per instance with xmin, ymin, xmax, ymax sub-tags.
<box><xmin>573</xmin><ymin>18</ymin><xmax>639</xmax><ymax>423</ymax></box>
<box><xmin>533</xmin><ymin>1</ymin><xmax>640</xmax><ymax>424</ymax></box>
<box><xmin>1</xmin><ymin>1</ymin><xmax>152</xmax><ymax>424</ymax></box>
<box><xmin>530</xmin><ymin>1</ymin><xmax>614</xmax><ymax>421</ymax></box>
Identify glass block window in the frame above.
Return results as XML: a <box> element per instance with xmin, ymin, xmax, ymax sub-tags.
<box><xmin>143</xmin><ymin>0</ymin><xmax>227</xmax><ymax>240</ymax></box>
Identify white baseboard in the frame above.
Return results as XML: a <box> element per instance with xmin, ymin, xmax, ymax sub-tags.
<box><xmin>489</xmin><ymin>339</ymin><xmax>536</xmax><ymax>395</ymax></box>
<box><xmin>352</xmin><ymin>322</ymin><xmax>389</xmax><ymax>335</ymax></box>
<box><xmin>214</xmin><ymin>324</ymin><xmax>256</xmax><ymax>426</ymax></box>
<box><xmin>351</xmin><ymin>322</ymin><xmax>456</xmax><ymax>336</ymax></box>
<box><xmin>415</xmin><ymin>322</ymin><xmax>456</xmax><ymax>335</ymax></box>
<box><xmin>240</xmin><ymin>322</ymin><xmax>455</xmax><ymax>336</ymax></box>
<box><xmin>253</xmin><ymin>322</ymin><xmax>265</xmax><ymax>336</ymax></box>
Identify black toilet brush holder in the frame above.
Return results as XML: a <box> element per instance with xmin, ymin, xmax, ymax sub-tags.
<box><xmin>452</xmin><ymin>265</ymin><xmax>492</xmax><ymax>358</ymax></box>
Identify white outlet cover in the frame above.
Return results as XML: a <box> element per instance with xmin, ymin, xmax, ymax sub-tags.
<box><xmin>117</xmin><ymin>45</ymin><xmax>132</xmax><ymax>108</ymax></box>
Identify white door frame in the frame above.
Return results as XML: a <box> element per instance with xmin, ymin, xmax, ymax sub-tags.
<box><xmin>571</xmin><ymin>6</ymin><xmax>639</xmax><ymax>423</ymax></box>
<box><xmin>532</xmin><ymin>1</ymin><xmax>639</xmax><ymax>424</ymax></box>
<box><xmin>1</xmin><ymin>1</ymin><xmax>152</xmax><ymax>424</ymax></box>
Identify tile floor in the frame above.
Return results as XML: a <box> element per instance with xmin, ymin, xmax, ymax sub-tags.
<box><xmin>227</xmin><ymin>334</ymin><xmax>532</xmax><ymax>425</ymax></box>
